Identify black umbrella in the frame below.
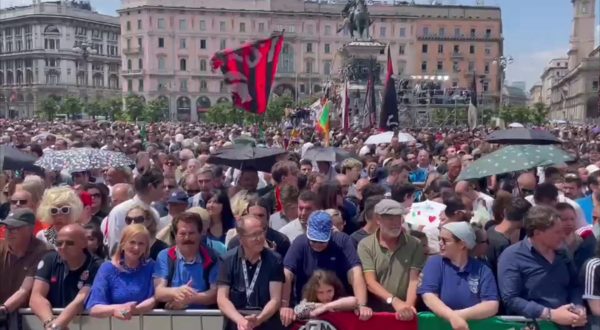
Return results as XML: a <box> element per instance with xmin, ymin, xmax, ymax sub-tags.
<box><xmin>303</xmin><ymin>146</ymin><xmax>353</xmax><ymax>163</ymax></box>
<box><xmin>208</xmin><ymin>145</ymin><xmax>287</xmax><ymax>173</ymax></box>
<box><xmin>0</xmin><ymin>145</ymin><xmax>43</xmax><ymax>173</ymax></box>
<box><xmin>485</xmin><ymin>128</ymin><xmax>561</xmax><ymax>145</ymax></box>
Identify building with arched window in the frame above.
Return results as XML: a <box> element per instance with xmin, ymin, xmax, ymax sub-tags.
<box><xmin>0</xmin><ymin>1</ymin><xmax>121</xmax><ymax>118</ymax></box>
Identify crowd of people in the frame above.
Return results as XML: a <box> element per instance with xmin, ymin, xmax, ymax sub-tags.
<box><xmin>1</xmin><ymin>119</ymin><xmax>600</xmax><ymax>330</ymax></box>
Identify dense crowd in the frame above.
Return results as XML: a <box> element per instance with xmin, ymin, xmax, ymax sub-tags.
<box><xmin>1</xmin><ymin>119</ymin><xmax>600</xmax><ymax>330</ymax></box>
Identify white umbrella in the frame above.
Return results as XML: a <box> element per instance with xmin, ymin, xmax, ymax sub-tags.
<box><xmin>397</xmin><ymin>132</ymin><xmax>416</xmax><ymax>143</ymax></box>
<box><xmin>364</xmin><ymin>131</ymin><xmax>394</xmax><ymax>145</ymax></box>
<box><xmin>508</xmin><ymin>122</ymin><xmax>524</xmax><ymax>128</ymax></box>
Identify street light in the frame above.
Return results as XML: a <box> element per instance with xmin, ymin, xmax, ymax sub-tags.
<box><xmin>73</xmin><ymin>41</ymin><xmax>98</xmax><ymax>118</ymax></box>
<box><xmin>493</xmin><ymin>55</ymin><xmax>513</xmax><ymax>109</ymax></box>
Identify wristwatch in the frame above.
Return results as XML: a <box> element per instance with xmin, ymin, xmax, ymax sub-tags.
<box><xmin>385</xmin><ymin>296</ymin><xmax>396</xmax><ymax>305</ymax></box>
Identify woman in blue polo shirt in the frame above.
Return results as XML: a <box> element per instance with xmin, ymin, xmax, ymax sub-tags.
<box><xmin>418</xmin><ymin>222</ymin><xmax>499</xmax><ymax>330</ymax></box>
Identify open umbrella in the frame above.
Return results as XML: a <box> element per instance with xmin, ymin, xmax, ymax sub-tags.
<box><xmin>458</xmin><ymin>144</ymin><xmax>574</xmax><ymax>181</ymax></box>
<box><xmin>508</xmin><ymin>122</ymin><xmax>524</xmax><ymax>128</ymax></box>
<box><xmin>35</xmin><ymin>148</ymin><xmax>134</xmax><ymax>172</ymax></box>
<box><xmin>0</xmin><ymin>145</ymin><xmax>43</xmax><ymax>173</ymax></box>
<box><xmin>303</xmin><ymin>146</ymin><xmax>352</xmax><ymax>163</ymax></box>
<box><xmin>397</xmin><ymin>132</ymin><xmax>416</xmax><ymax>143</ymax></box>
<box><xmin>485</xmin><ymin>128</ymin><xmax>560</xmax><ymax>145</ymax></box>
<box><xmin>365</xmin><ymin>132</ymin><xmax>394</xmax><ymax>145</ymax></box>
<box><xmin>208</xmin><ymin>144</ymin><xmax>287</xmax><ymax>173</ymax></box>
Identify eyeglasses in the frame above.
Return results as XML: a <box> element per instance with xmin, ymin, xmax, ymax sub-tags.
<box><xmin>50</xmin><ymin>206</ymin><xmax>71</xmax><ymax>216</ymax></box>
<box><xmin>125</xmin><ymin>216</ymin><xmax>146</xmax><ymax>225</ymax></box>
<box><xmin>55</xmin><ymin>240</ymin><xmax>75</xmax><ymax>247</ymax></box>
<box><xmin>10</xmin><ymin>199</ymin><xmax>28</xmax><ymax>206</ymax></box>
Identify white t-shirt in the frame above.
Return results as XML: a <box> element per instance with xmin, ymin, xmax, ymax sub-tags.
<box><xmin>279</xmin><ymin>219</ymin><xmax>304</xmax><ymax>243</ymax></box>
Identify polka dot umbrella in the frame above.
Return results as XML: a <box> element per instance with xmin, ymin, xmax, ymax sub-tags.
<box><xmin>457</xmin><ymin>144</ymin><xmax>574</xmax><ymax>181</ymax></box>
<box><xmin>35</xmin><ymin>148</ymin><xmax>134</xmax><ymax>173</ymax></box>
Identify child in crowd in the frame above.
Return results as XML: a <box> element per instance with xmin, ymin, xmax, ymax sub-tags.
<box><xmin>83</xmin><ymin>223</ymin><xmax>108</xmax><ymax>259</ymax></box>
<box><xmin>294</xmin><ymin>270</ymin><xmax>358</xmax><ymax>320</ymax></box>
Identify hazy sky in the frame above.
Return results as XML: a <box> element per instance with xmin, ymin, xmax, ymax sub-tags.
<box><xmin>2</xmin><ymin>0</ymin><xmax>600</xmax><ymax>90</ymax></box>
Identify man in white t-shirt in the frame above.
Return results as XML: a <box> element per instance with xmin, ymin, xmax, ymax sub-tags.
<box><xmin>279</xmin><ymin>190</ymin><xmax>319</xmax><ymax>243</ymax></box>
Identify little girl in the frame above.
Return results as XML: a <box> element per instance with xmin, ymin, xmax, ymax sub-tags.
<box><xmin>294</xmin><ymin>270</ymin><xmax>358</xmax><ymax>320</ymax></box>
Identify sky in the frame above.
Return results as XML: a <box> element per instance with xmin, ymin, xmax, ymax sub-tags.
<box><xmin>2</xmin><ymin>0</ymin><xmax>600</xmax><ymax>90</ymax></box>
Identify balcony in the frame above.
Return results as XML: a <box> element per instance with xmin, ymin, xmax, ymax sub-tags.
<box><xmin>417</xmin><ymin>34</ymin><xmax>501</xmax><ymax>42</ymax></box>
<box><xmin>123</xmin><ymin>47</ymin><xmax>143</xmax><ymax>55</ymax></box>
<box><xmin>121</xmin><ymin>69</ymin><xmax>144</xmax><ymax>76</ymax></box>
<box><xmin>451</xmin><ymin>52</ymin><xmax>464</xmax><ymax>59</ymax></box>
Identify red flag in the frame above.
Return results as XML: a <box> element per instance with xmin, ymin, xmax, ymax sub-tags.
<box><xmin>291</xmin><ymin>312</ymin><xmax>417</xmax><ymax>330</ymax></box>
<box><xmin>211</xmin><ymin>32</ymin><xmax>284</xmax><ymax>115</ymax></box>
<box><xmin>379</xmin><ymin>45</ymin><xmax>399</xmax><ymax>131</ymax></box>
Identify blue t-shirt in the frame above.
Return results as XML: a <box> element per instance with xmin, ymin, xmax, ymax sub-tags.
<box><xmin>418</xmin><ymin>255</ymin><xmax>499</xmax><ymax>310</ymax></box>
<box><xmin>86</xmin><ymin>260</ymin><xmax>155</xmax><ymax>309</ymax></box>
<box><xmin>153</xmin><ymin>247</ymin><xmax>219</xmax><ymax>309</ymax></box>
<box><xmin>283</xmin><ymin>231</ymin><xmax>362</xmax><ymax>303</ymax></box>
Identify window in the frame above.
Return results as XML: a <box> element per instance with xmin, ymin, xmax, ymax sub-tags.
<box><xmin>422</xmin><ymin>27</ymin><xmax>429</xmax><ymax>36</ymax></box>
<box><xmin>485</xmin><ymin>45</ymin><xmax>491</xmax><ymax>56</ymax></box>
<box><xmin>137</xmin><ymin>19</ymin><xmax>142</xmax><ymax>30</ymax></box>
<box><xmin>180</xmin><ymin>58</ymin><xmax>187</xmax><ymax>71</ymax></box>
<box><xmin>422</xmin><ymin>44</ymin><xmax>428</xmax><ymax>54</ymax></box>
<box><xmin>454</xmin><ymin>27</ymin><xmax>460</xmax><ymax>37</ymax></box>
<box><xmin>438</xmin><ymin>27</ymin><xmax>445</xmax><ymax>37</ymax></box>
<box><xmin>324</xmin><ymin>25</ymin><xmax>331</xmax><ymax>36</ymax></box>
<box><xmin>484</xmin><ymin>62</ymin><xmax>490</xmax><ymax>73</ymax></box>
<box><xmin>138</xmin><ymin>37</ymin><xmax>143</xmax><ymax>47</ymax></box>
<box><xmin>399</xmin><ymin>27</ymin><xmax>406</xmax><ymax>37</ymax></box>
<box><xmin>469</xmin><ymin>45</ymin><xmax>475</xmax><ymax>54</ymax></box>
<box><xmin>200</xmin><ymin>80</ymin><xmax>207</xmax><ymax>91</ymax></box>
<box><xmin>158</xmin><ymin>38</ymin><xmax>164</xmax><ymax>48</ymax></box>
<box><xmin>421</xmin><ymin>61</ymin><xmax>427</xmax><ymax>72</ymax></box>
<box><xmin>453</xmin><ymin>61</ymin><xmax>460</xmax><ymax>72</ymax></box>
<box><xmin>138</xmin><ymin>58</ymin><xmax>143</xmax><ymax>70</ymax></box>
<box><xmin>180</xmin><ymin>38</ymin><xmax>186</xmax><ymax>49</ymax></box>
<box><xmin>470</xmin><ymin>28</ymin><xmax>476</xmax><ymax>37</ymax></box>
<box><xmin>437</xmin><ymin>61</ymin><xmax>443</xmax><ymax>71</ymax></box>
<box><xmin>380</xmin><ymin>26</ymin><xmax>386</xmax><ymax>37</ymax></box>
<box><xmin>179</xmin><ymin>19</ymin><xmax>187</xmax><ymax>31</ymax></box>
<box><xmin>126</xmin><ymin>21</ymin><xmax>131</xmax><ymax>31</ymax></box>
<box><xmin>240</xmin><ymin>22</ymin><xmax>246</xmax><ymax>32</ymax></box>
<box><xmin>220</xmin><ymin>21</ymin><xmax>226</xmax><ymax>32</ymax></box>
<box><xmin>593</xmin><ymin>81</ymin><xmax>599</xmax><ymax>91</ymax></box>
<box><xmin>127</xmin><ymin>79</ymin><xmax>133</xmax><ymax>91</ymax></box>
<box><xmin>127</xmin><ymin>59</ymin><xmax>132</xmax><ymax>70</ymax></box>
<box><xmin>200</xmin><ymin>39</ymin><xmax>206</xmax><ymax>49</ymax></box>
<box><xmin>483</xmin><ymin>81</ymin><xmax>489</xmax><ymax>92</ymax></box>
<box><xmin>44</xmin><ymin>39</ymin><xmax>59</xmax><ymax>49</ymax></box>
<box><xmin>158</xmin><ymin>18</ymin><xmax>165</xmax><ymax>29</ymax></box>
<box><xmin>279</xmin><ymin>43</ymin><xmax>294</xmax><ymax>73</ymax></box>
<box><xmin>306</xmin><ymin>25</ymin><xmax>314</xmax><ymax>35</ymax></box>
<box><xmin>200</xmin><ymin>59</ymin><xmax>207</xmax><ymax>71</ymax></box>
<box><xmin>126</xmin><ymin>39</ymin><xmax>131</xmax><ymax>49</ymax></box>
<box><xmin>220</xmin><ymin>39</ymin><xmax>226</xmax><ymax>50</ymax></box>
<box><xmin>138</xmin><ymin>79</ymin><xmax>144</xmax><ymax>92</ymax></box>
<box><xmin>258</xmin><ymin>23</ymin><xmax>265</xmax><ymax>33</ymax></box>
<box><xmin>468</xmin><ymin>61</ymin><xmax>475</xmax><ymax>72</ymax></box>
<box><xmin>485</xmin><ymin>29</ymin><xmax>492</xmax><ymax>38</ymax></box>
<box><xmin>323</xmin><ymin>60</ymin><xmax>331</xmax><ymax>75</ymax></box>
<box><xmin>324</xmin><ymin>43</ymin><xmax>330</xmax><ymax>54</ymax></box>
<box><xmin>158</xmin><ymin>56</ymin><xmax>166</xmax><ymax>70</ymax></box>
<box><xmin>180</xmin><ymin>79</ymin><xmax>187</xmax><ymax>92</ymax></box>
<box><xmin>305</xmin><ymin>60</ymin><xmax>313</xmax><ymax>73</ymax></box>
<box><xmin>306</xmin><ymin>43</ymin><xmax>313</xmax><ymax>53</ymax></box>
<box><xmin>438</xmin><ymin>44</ymin><xmax>444</xmax><ymax>53</ymax></box>
<box><xmin>399</xmin><ymin>44</ymin><xmax>405</xmax><ymax>55</ymax></box>
<box><xmin>199</xmin><ymin>20</ymin><xmax>206</xmax><ymax>31</ymax></box>
<box><xmin>453</xmin><ymin>45</ymin><xmax>460</xmax><ymax>53</ymax></box>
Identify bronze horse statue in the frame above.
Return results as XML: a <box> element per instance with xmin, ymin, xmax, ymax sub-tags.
<box><xmin>338</xmin><ymin>0</ymin><xmax>372</xmax><ymax>40</ymax></box>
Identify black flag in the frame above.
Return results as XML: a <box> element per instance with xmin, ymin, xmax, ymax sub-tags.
<box><xmin>379</xmin><ymin>45</ymin><xmax>399</xmax><ymax>131</ymax></box>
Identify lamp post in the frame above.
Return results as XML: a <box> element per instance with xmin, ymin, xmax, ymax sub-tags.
<box><xmin>72</xmin><ymin>41</ymin><xmax>97</xmax><ymax>119</ymax></box>
<box><xmin>493</xmin><ymin>55</ymin><xmax>513</xmax><ymax>110</ymax></box>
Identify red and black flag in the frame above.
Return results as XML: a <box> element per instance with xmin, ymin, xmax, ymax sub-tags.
<box><xmin>379</xmin><ymin>45</ymin><xmax>399</xmax><ymax>131</ymax></box>
<box><xmin>211</xmin><ymin>32</ymin><xmax>284</xmax><ymax>115</ymax></box>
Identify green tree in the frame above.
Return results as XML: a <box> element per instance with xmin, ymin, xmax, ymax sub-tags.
<box><xmin>530</xmin><ymin>102</ymin><xmax>549</xmax><ymax>126</ymax></box>
<box><xmin>264</xmin><ymin>95</ymin><xmax>293</xmax><ymax>123</ymax></box>
<box><xmin>144</xmin><ymin>98</ymin><xmax>168</xmax><ymax>122</ymax></box>
<box><xmin>206</xmin><ymin>102</ymin><xmax>237</xmax><ymax>124</ymax></box>
<box><xmin>60</xmin><ymin>97</ymin><xmax>83</xmax><ymax>120</ymax></box>
<box><xmin>124</xmin><ymin>94</ymin><xmax>145</xmax><ymax>122</ymax></box>
<box><xmin>85</xmin><ymin>100</ymin><xmax>105</xmax><ymax>119</ymax></box>
<box><xmin>37</xmin><ymin>97</ymin><xmax>59</xmax><ymax>120</ymax></box>
<box><xmin>104</xmin><ymin>98</ymin><xmax>124</xmax><ymax>121</ymax></box>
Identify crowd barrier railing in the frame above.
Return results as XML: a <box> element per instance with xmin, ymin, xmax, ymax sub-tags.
<box><xmin>15</xmin><ymin>309</ymin><xmax>565</xmax><ymax>330</ymax></box>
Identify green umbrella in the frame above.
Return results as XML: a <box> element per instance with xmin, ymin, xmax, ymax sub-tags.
<box><xmin>458</xmin><ymin>144</ymin><xmax>574</xmax><ymax>181</ymax></box>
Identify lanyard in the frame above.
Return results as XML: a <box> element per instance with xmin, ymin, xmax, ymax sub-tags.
<box><xmin>241</xmin><ymin>259</ymin><xmax>262</xmax><ymax>305</ymax></box>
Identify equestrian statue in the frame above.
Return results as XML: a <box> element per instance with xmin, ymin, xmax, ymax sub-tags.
<box><xmin>337</xmin><ymin>0</ymin><xmax>373</xmax><ymax>40</ymax></box>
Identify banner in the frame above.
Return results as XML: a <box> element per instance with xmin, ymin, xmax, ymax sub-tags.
<box><xmin>291</xmin><ymin>312</ymin><xmax>417</xmax><ymax>330</ymax></box>
<box><xmin>418</xmin><ymin>313</ymin><xmax>560</xmax><ymax>330</ymax></box>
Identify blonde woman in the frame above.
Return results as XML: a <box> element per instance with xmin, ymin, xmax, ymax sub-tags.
<box><xmin>86</xmin><ymin>224</ymin><xmax>155</xmax><ymax>319</ymax></box>
<box><xmin>121</xmin><ymin>205</ymin><xmax>168</xmax><ymax>260</ymax></box>
<box><xmin>36</xmin><ymin>186</ymin><xmax>83</xmax><ymax>246</ymax></box>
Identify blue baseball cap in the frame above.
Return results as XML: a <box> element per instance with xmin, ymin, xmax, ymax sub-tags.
<box><xmin>307</xmin><ymin>211</ymin><xmax>333</xmax><ymax>243</ymax></box>
<box><xmin>167</xmin><ymin>190</ymin><xmax>189</xmax><ymax>204</ymax></box>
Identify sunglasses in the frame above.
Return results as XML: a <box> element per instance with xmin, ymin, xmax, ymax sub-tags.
<box><xmin>50</xmin><ymin>206</ymin><xmax>71</xmax><ymax>215</ymax></box>
<box><xmin>55</xmin><ymin>240</ymin><xmax>75</xmax><ymax>247</ymax></box>
<box><xmin>125</xmin><ymin>216</ymin><xmax>146</xmax><ymax>225</ymax></box>
<box><xmin>10</xmin><ymin>199</ymin><xmax>28</xmax><ymax>206</ymax></box>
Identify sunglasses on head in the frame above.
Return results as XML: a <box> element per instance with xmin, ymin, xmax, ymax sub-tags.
<box><xmin>50</xmin><ymin>206</ymin><xmax>71</xmax><ymax>215</ymax></box>
<box><xmin>10</xmin><ymin>199</ymin><xmax>28</xmax><ymax>206</ymax></box>
<box><xmin>125</xmin><ymin>216</ymin><xmax>145</xmax><ymax>225</ymax></box>
<box><xmin>55</xmin><ymin>240</ymin><xmax>75</xmax><ymax>247</ymax></box>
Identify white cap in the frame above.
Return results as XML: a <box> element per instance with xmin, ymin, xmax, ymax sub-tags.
<box><xmin>586</xmin><ymin>164</ymin><xmax>600</xmax><ymax>174</ymax></box>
